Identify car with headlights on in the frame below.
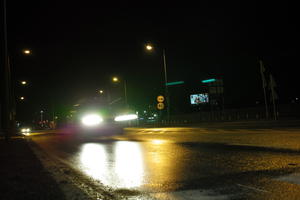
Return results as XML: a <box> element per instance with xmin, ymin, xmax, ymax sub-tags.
<box><xmin>68</xmin><ymin>100</ymin><xmax>138</xmax><ymax>135</ymax></box>
<box><xmin>19</xmin><ymin>127</ymin><xmax>31</xmax><ymax>136</ymax></box>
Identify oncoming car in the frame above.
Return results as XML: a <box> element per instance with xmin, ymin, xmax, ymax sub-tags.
<box><xmin>78</xmin><ymin>112</ymin><xmax>137</xmax><ymax>134</ymax></box>
<box><xmin>20</xmin><ymin>127</ymin><xmax>31</xmax><ymax>136</ymax></box>
<box><xmin>66</xmin><ymin>99</ymin><xmax>138</xmax><ymax>135</ymax></box>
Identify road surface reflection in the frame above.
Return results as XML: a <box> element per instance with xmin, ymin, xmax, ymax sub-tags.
<box><xmin>79</xmin><ymin>141</ymin><xmax>144</xmax><ymax>188</ymax></box>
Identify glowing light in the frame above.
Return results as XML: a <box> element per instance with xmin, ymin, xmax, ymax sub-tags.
<box><xmin>115</xmin><ymin>141</ymin><xmax>144</xmax><ymax>188</ymax></box>
<box><xmin>21</xmin><ymin>81</ymin><xmax>27</xmax><ymax>85</ymax></box>
<box><xmin>81</xmin><ymin>114</ymin><xmax>103</xmax><ymax>126</ymax></box>
<box><xmin>166</xmin><ymin>81</ymin><xmax>184</xmax><ymax>86</ymax></box>
<box><xmin>112</xmin><ymin>77</ymin><xmax>119</xmax><ymax>82</ymax></box>
<box><xmin>146</xmin><ymin>44</ymin><xmax>153</xmax><ymax>51</ymax></box>
<box><xmin>20</xmin><ymin>96</ymin><xmax>25</xmax><ymax>100</ymax></box>
<box><xmin>78</xmin><ymin>142</ymin><xmax>144</xmax><ymax>188</ymax></box>
<box><xmin>23</xmin><ymin>49</ymin><xmax>31</xmax><ymax>54</ymax></box>
<box><xmin>114</xmin><ymin>114</ymin><xmax>138</xmax><ymax>121</ymax></box>
<box><xmin>80</xmin><ymin>144</ymin><xmax>107</xmax><ymax>180</ymax></box>
<box><xmin>99</xmin><ymin>90</ymin><xmax>104</xmax><ymax>94</ymax></box>
<box><xmin>151</xmin><ymin>140</ymin><xmax>166</xmax><ymax>145</ymax></box>
<box><xmin>202</xmin><ymin>78</ymin><xmax>216</xmax><ymax>83</ymax></box>
<box><xmin>21</xmin><ymin>128</ymin><xmax>31</xmax><ymax>135</ymax></box>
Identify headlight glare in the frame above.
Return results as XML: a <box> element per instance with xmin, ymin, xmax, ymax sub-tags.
<box><xmin>114</xmin><ymin>114</ymin><xmax>138</xmax><ymax>122</ymax></box>
<box><xmin>81</xmin><ymin>114</ymin><xmax>103</xmax><ymax>126</ymax></box>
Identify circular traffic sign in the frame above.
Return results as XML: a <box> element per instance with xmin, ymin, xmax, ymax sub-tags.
<box><xmin>157</xmin><ymin>95</ymin><xmax>165</xmax><ymax>103</ymax></box>
<box><xmin>157</xmin><ymin>102</ymin><xmax>165</xmax><ymax>110</ymax></box>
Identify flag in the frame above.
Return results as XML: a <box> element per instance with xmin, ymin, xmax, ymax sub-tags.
<box><xmin>269</xmin><ymin>74</ymin><xmax>278</xmax><ymax>100</ymax></box>
<box><xmin>260</xmin><ymin>60</ymin><xmax>266</xmax><ymax>73</ymax></box>
<box><xmin>259</xmin><ymin>60</ymin><xmax>267</xmax><ymax>88</ymax></box>
<box><xmin>269</xmin><ymin>74</ymin><xmax>277</xmax><ymax>88</ymax></box>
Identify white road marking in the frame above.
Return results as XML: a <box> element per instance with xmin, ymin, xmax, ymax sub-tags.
<box><xmin>236</xmin><ymin>184</ymin><xmax>269</xmax><ymax>193</ymax></box>
<box><xmin>128</xmin><ymin>189</ymin><xmax>229</xmax><ymax>200</ymax></box>
<box><xmin>277</xmin><ymin>173</ymin><xmax>300</xmax><ymax>185</ymax></box>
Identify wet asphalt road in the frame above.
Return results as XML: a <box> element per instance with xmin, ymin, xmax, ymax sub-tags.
<box><xmin>30</xmin><ymin>127</ymin><xmax>300</xmax><ymax>199</ymax></box>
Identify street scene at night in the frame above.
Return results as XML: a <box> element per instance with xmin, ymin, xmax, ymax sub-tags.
<box><xmin>1</xmin><ymin>1</ymin><xmax>300</xmax><ymax>200</ymax></box>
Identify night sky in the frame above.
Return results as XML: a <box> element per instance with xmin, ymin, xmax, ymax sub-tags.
<box><xmin>3</xmin><ymin>1</ymin><xmax>299</xmax><ymax>117</ymax></box>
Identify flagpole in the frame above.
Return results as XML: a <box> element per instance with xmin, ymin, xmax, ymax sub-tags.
<box><xmin>270</xmin><ymin>75</ymin><xmax>277</xmax><ymax>120</ymax></box>
<box><xmin>259</xmin><ymin>60</ymin><xmax>269</xmax><ymax>119</ymax></box>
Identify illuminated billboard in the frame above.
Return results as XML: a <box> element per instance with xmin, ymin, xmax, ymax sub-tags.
<box><xmin>190</xmin><ymin>93</ymin><xmax>209</xmax><ymax>105</ymax></box>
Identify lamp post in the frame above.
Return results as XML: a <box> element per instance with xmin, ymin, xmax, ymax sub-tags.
<box><xmin>2</xmin><ymin>0</ymin><xmax>33</xmax><ymax>139</ymax></box>
<box><xmin>23</xmin><ymin>49</ymin><xmax>31</xmax><ymax>55</ymax></box>
<box><xmin>40</xmin><ymin>110</ymin><xmax>44</xmax><ymax>122</ymax></box>
<box><xmin>145</xmin><ymin>44</ymin><xmax>170</xmax><ymax>120</ymax></box>
<box><xmin>112</xmin><ymin>77</ymin><xmax>127</xmax><ymax>107</ymax></box>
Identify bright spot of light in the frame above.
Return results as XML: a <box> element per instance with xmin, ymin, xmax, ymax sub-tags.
<box><xmin>78</xmin><ymin>142</ymin><xmax>144</xmax><ymax>189</ymax></box>
<box><xmin>114</xmin><ymin>114</ymin><xmax>138</xmax><ymax>121</ymax></box>
<box><xmin>80</xmin><ymin>143</ymin><xmax>107</xmax><ymax>180</ymax></box>
<box><xmin>81</xmin><ymin>114</ymin><xmax>103</xmax><ymax>126</ymax></box>
<box><xmin>151</xmin><ymin>140</ymin><xmax>166</xmax><ymax>145</ymax></box>
<box><xmin>146</xmin><ymin>44</ymin><xmax>153</xmax><ymax>50</ymax></box>
<box><xmin>112</xmin><ymin>77</ymin><xmax>119</xmax><ymax>82</ymax></box>
<box><xmin>23</xmin><ymin>49</ymin><xmax>31</xmax><ymax>54</ymax></box>
<box><xmin>115</xmin><ymin>141</ymin><xmax>144</xmax><ymax>188</ymax></box>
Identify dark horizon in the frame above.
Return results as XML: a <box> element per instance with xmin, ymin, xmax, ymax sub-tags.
<box><xmin>2</xmin><ymin>1</ymin><xmax>299</xmax><ymax>119</ymax></box>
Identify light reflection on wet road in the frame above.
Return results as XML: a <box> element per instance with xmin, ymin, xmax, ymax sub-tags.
<box><xmin>31</xmin><ymin>127</ymin><xmax>300</xmax><ymax>199</ymax></box>
<box><xmin>78</xmin><ymin>141</ymin><xmax>144</xmax><ymax>188</ymax></box>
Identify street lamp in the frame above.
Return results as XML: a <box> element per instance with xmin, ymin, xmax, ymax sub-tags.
<box><xmin>40</xmin><ymin>110</ymin><xmax>44</xmax><ymax>122</ymax></box>
<box><xmin>23</xmin><ymin>49</ymin><xmax>31</xmax><ymax>55</ymax></box>
<box><xmin>112</xmin><ymin>76</ymin><xmax>127</xmax><ymax>107</ymax></box>
<box><xmin>21</xmin><ymin>81</ymin><xmax>27</xmax><ymax>85</ymax></box>
<box><xmin>146</xmin><ymin>44</ymin><xmax>153</xmax><ymax>51</ymax></box>
<box><xmin>112</xmin><ymin>77</ymin><xmax>119</xmax><ymax>82</ymax></box>
<box><xmin>145</xmin><ymin>43</ymin><xmax>170</xmax><ymax>120</ymax></box>
<box><xmin>99</xmin><ymin>90</ymin><xmax>104</xmax><ymax>94</ymax></box>
<box><xmin>20</xmin><ymin>96</ymin><xmax>25</xmax><ymax>100</ymax></box>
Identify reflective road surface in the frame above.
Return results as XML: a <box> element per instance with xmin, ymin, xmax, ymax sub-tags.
<box><xmin>31</xmin><ymin>127</ymin><xmax>300</xmax><ymax>199</ymax></box>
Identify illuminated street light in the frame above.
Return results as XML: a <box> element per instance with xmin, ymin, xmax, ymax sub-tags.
<box><xmin>112</xmin><ymin>77</ymin><xmax>119</xmax><ymax>82</ymax></box>
<box><xmin>112</xmin><ymin>76</ymin><xmax>127</xmax><ymax>107</ymax></box>
<box><xmin>146</xmin><ymin>44</ymin><xmax>153</xmax><ymax>51</ymax></box>
<box><xmin>20</xmin><ymin>96</ymin><xmax>25</xmax><ymax>100</ymax></box>
<box><xmin>23</xmin><ymin>49</ymin><xmax>31</xmax><ymax>55</ymax></box>
<box><xmin>99</xmin><ymin>90</ymin><xmax>104</xmax><ymax>94</ymax></box>
<box><xmin>145</xmin><ymin>43</ymin><xmax>170</xmax><ymax>120</ymax></box>
<box><xmin>21</xmin><ymin>81</ymin><xmax>27</xmax><ymax>85</ymax></box>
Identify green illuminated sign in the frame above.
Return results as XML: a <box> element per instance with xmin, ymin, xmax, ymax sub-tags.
<box><xmin>166</xmin><ymin>81</ymin><xmax>184</xmax><ymax>86</ymax></box>
<box><xmin>202</xmin><ymin>79</ymin><xmax>216</xmax><ymax>83</ymax></box>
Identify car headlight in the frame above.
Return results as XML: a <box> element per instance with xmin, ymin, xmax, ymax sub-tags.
<box><xmin>21</xmin><ymin>128</ymin><xmax>31</xmax><ymax>133</ymax></box>
<box><xmin>81</xmin><ymin>114</ymin><xmax>103</xmax><ymax>126</ymax></box>
<box><xmin>114</xmin><ymin>114</ymin><xmax>138</xmax><ymax>122</ymax></box>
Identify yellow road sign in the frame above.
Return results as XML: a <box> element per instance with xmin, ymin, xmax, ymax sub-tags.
<box><xmin>157</xmin><ymin>95</ymin><xmax>165</xmax><ymax>103</ymax></box>
<box><xmin>157</xmin><ymin>102</ymin><xmax>165</xmax><ymax>110</ymax></box>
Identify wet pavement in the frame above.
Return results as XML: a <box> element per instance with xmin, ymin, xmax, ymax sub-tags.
<box><xmin>30</xmin><ymin>127</ymin><xmax>300</xmax><ymax>199</ymax></box>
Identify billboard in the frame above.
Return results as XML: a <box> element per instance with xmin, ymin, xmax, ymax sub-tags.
<box><xmin>190</xmin><ymin>93</ymin><xmax>209</xmax><ymax>105</ymax></box>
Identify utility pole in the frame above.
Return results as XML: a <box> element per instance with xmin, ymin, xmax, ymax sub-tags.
<box><xmin>259</xmin><ymin>60</ymin><xmax>269</xmax><ymax>119</ymax></box>
<box><xmin>2</xmin><ymin>0</ymin><xmax>12</xmax><ymax>140</ymax></box>
<box><xmin>162</xmin><ymin>49</ymin><xmax>170</xmax><ymax>121</ymax></box>
<box><xmin>124</xmin><ymin>79</ymin><xmax>128</xmax><ymax>107</ymax></box>
<box><xmin>40</xmin><ymin>110</ymin><xmax>44</xmax><ymax>122</ymax></box>
<box><xmin>269</xmin><ymin>74</ymin><xmax>278</xmax><ymax>120</ymax></box>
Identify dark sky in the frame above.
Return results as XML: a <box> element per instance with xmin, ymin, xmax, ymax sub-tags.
<box><xmin>4</xmin><ymin>1</ymin><xmax>299</xmax><ymax>115</ymax></box>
